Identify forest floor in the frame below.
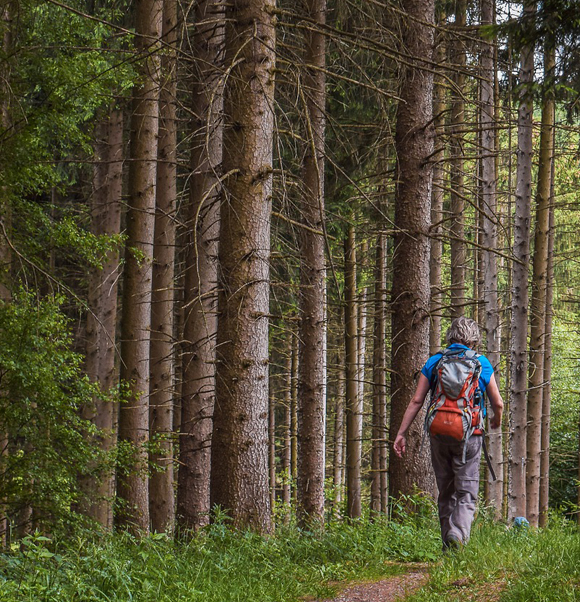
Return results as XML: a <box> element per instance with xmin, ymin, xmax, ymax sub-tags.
<box><xmin>314</xmin><ymin>562</ymin><xmax>506</xmax><ymax>602</ymax></box>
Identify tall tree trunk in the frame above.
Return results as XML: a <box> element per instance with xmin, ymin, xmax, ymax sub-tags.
<box><xmin>345</xmin><ymin>225</ymin><xmax>361</xmax><ymax>518</ymax></box>
<box><xmin>430</xmin><ymin>9</ymin><xmax>446</xmax><ymax>354</ymax></box>
<box><xmin>268</xmin><ymin>391</ymin><xmax>276</xmax><ymax>511</ymax></box>
<box><xmin>291</xmin><ymin>330</ymin><xmax>298</xmax><ymax>502</ymax></box>
<box><xmin>388</xmin><ymin>0</ymin><xmax>436</xmax><ymax>499</ymax></box>
<box><xmin>480</xmin><ymin>0</ymin><xmax>503</xmax><ymax>514</ymax></box>
<box><xmin>177</xmin><ymin>0</ymin><xmax>224</xmax><ymax>531</ymax></box>
<box><xmin>149</xmin><ymin>0</ymin><xmax>178</xmax><ymax>534</ymax></box>
<box><xmin>210</xmin><ymin>0</ymin><xmax>276</xmax><ymax>533</ymax></box>
<box><xmin>508</xmin><ymin>0</ymin><xmax>535</xmax><ymax>521</ymax></box>
<box><xmin>332</xmin><ymin>360</ymin><xmax>345</xmax><ymax>515</ymax></box>
<box><xmin>0</xmin><ymin>0</ymin><xmax>15</xmax><ymax>544</ymax></box>
<box><xmin>371</xmin><ymin>233</ymin><xmax>387</xmax><ymax>515</ymax></box>
<box><xmin>82</xmin><ymin>109</ymin><xmax>123</xmax><ymax>529</ymax></box>
<box><xmin>539</xmin><ymin>156</ymin><xmax>555</xmax><ymax>528</ymax></box>
<box><xmin>527</xmin><ymin>39</ymin><xmax>555</xmax><ymax>527</ymax></box>
<box><xmin>282</xmin><ymin>334</ymin><xmax>292</xmax><ymax>508</ymax></box>
<box><xmin>449</xmin><ymin>0</ymin><xmax>467</xmax><ymax>319</ymax></box>
<box><xmin>117</xmin><ymin>0</ymin><xmax>163</xmax><ymax>533</ymax></box>
<box><xmin>296</xmin><ymin>0</ymin><xmax>327</xmax><ymax>527</ymax></box>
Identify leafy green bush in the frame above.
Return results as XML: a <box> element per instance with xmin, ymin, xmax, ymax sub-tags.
<box><xmin>0</xmin><ymin>290</ymin><xmax>106</xmax><ymax>535</ymax></box>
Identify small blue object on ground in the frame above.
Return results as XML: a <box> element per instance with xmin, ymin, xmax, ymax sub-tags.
<box><xmin>513</xmin><ymin>516</ymin><xmax>530</xmax><ymax>529</ymax></box>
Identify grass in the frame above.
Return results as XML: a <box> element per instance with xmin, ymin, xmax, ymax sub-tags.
<box><xmin>0</xmin><ymin>511</ymin><xmax>441</xmax><ymax>602</ymax></box>
<box><xmin>407</xmin><ymin>514</ymin><xmax>580</xmax><ymax>602</ymax></box>
<box><xmin>2</xmin><ymin>509</ymin><xmax>580</xmax><ymax>602</ymax></box>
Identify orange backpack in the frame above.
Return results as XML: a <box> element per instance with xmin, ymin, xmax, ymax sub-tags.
<box><xmin>425</xmin><ymin>348</ymin><xmax>483</xmax><ymax>441</ymax></box>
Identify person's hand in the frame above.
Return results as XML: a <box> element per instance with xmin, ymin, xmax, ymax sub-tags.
<box><xmin>490</xmin><ymin>413</ymin><xmax>501</xmax><ymax>430</ymax></box>
<box><xmin>393</xmin><ymin>434</ymin><xmax>406</xmax><ymax>458</ymax></box>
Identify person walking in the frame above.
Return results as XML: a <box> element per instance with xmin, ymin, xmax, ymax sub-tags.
<box><xmin>393</xmin><ymin>317</ymin><xmax>504</xmax><ymax>549</ymax></box>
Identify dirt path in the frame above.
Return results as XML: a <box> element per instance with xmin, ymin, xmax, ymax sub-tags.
<box><xmin>316</xmin><ymin>565</ymin><xmax>429</xmax><ymax>602</ymax></box>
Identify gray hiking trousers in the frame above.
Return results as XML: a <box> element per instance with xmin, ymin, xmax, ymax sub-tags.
<box><xmin>430</xmin><ymin>434</ymin><xmax>482</xmax><ymax>545</ymax></box>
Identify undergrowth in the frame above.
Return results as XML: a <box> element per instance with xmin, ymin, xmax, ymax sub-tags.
<box><xmin>407</xmin><ymin>513</ymin><xmax>580</xmax><ymax>602</ymax></box>
<box><xmin>2</xmin><ymin>508</ymin><xmax>580</xmax><ymax>602</ymax></box>
<box><xmin>0</xmin><ymin>509</ymin><xmax>440</xmax><ymax>602</ymax></box>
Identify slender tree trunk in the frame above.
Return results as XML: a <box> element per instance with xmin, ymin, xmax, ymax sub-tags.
<box><xmin>449</xmin><ymin>0</ymin><xmax>467</xmax><ymax>319</ymax></box>
<box><xmin>0</xmin><ymin>0</ymin><xmax>15</xmax><ymax>544</ymax></box>
<box><xmin>345</xmin><ymin>225</ymin><xmax>362</xmax><ymax>518</ymax></box>
<box><xmin>82</xmin><ymin>109</ymin><xmax>123</xmax><ymax>529</ymax></box>
<box><xmin>282</xmin><ymin>335</ymin><xmax>292</xmax><ymax>508</ymax></box>
<box><xmin>269</xmin><ymin>391</ymin><xmax>276</xmax><ymax>511</ymax></box>
<box><xmin>508</xmin><ymin>0</ymin><xmax>535</xmax><ymax>521</ymax></box>
<box><xmin>388</xmin><ymin>0</ymin><xmax>436</xmax><ymax>500</ymax></box>
<box><xmin>539</xmin><ymin>156</ymin><xmax>555</xmax><ymax>528</ymax></box>
<box><xmin>149</xmin><ymin>0</ymin><xmax>178</xmax><ymax>534</ymax></box>
<box><xmin>430</xmin><ymin>9</ymin><xmax>445</xmax><ymax>355</ymax></box>
<box><xmin>371</xmin><ymin>233</ymin><xmax>387</xmax><ymax>514</ymax></box>
<box><xmin>291</xmin><ymin>330</ymin><xmax>298</xmax><ymax>500</ymax></box>
<box><xmin>177</xmin><ymin>0</ymin><xmax>224</xmax><ymax>530</ymax></box>
<box><xmin>296</xmin><ymin>0</ymin><xmax>327</xmax><ymax>527</ymax></box>
<box><xmin>117</xmin><ymin>0</ymin><xmax>163</xmax><ymax>533</ymax></box>
<box><xmin>210</xmin><ymin>0</ymin><xmax>276</xmax><ymax>533</ymax></box>
<box><xmin>332</xmin><ymin>360</ymin><xmax>345</xmax><ymax>515</ymax></box>
<box><xmin>480</xmin><ymin>0</ymin><xmax>503</xmax><ymax>514</ymax></box>
<box><xmin>527</xmin><ymin>39</ymin><xmax>555</xmax><ymax>527</ymax></box>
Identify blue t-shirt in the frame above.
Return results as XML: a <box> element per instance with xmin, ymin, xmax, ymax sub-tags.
<box><xmin>421</xmin><ymin>343</ymin><xmax>494</xmax><ymax>395</ymax></box>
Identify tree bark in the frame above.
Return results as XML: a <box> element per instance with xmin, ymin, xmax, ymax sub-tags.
<box><xmin>332</xmin><ymin>359</ymin><xmax>345</xmax><ymax>515</ymax></box>
<box><xmin>539</xmin><ymin>155</ymin><xmax>555</xmax><ymax>528</ymax></box>
<box><xmin>430</xmin><ymin>8</ymin><xmax>446</xmax><ymax>355</ymax></box>
<box><xmin>82</xmin><ymin>109</ymin><xmax>123</xmax><ymax>530</ymax></box>
<box><xmin>210</xmin><ymin>0</ymin><xmax>276</xmax><ymax>533</ymax></box>
<box><xmin>508</xmin><ymin>0</ymin><xmax>535</xmax><ymax>521</ymax></box>
<box><xmin>527</xmin><ymin>39</ymin><xmax>555</xmax><ymax>527</ymax></box>
<box><xmin>149</xmin><ymin>0</ymin><xmax>178</xmax><ymax>534</ymax></box>
<box><xmin>388</xmin><ymin>0</ymin><xmax>436</xmax><ymax>500</ymax></box>
<box><xmin>449</xmin><ymin>0</ymin><xmax>467</xmax><ymax>319</ymax></box>
<box><xmin>296</xmin><ymin>0</ymin><xmax>327</xmax><ymax>527</ymax></box>
<box><xmin>480</xmin><ymin>0</ymin><xmax>503</xmax><ymax>515</ymax></box>
<box><xmin>371</xmin><ymin>233</ymin><xmax>387</xmax><ymax>515</ymax></box>
<box><xmin>282</xmin><ymin>334</ymin><xmax>292</xmax><ymax>508</ymax></box>
<box><xmin>177</xmin><ymin>0</ymin><xmax>224</xmax><ymax>531</ymax></box>
<box><xmin>345</xmin><ymin>224</ymin><xmax>362</xmax><ymax>518</ymax></box>
<box><xmin>117</xmin><ymin>0</ymin><xmax>163</xmax><ymax>533</ymax></box>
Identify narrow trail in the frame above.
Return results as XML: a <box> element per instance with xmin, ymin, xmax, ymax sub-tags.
<box><xmin>316</xmin><ymin>565</ymin><xmax>429</xmax><ymax>602</ymax></box>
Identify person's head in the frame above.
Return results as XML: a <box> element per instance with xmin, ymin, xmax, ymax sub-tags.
<box><xmin>445</xmin><ymin>317</ymin><xmax>481</xmax><ymax>349</ymax></box>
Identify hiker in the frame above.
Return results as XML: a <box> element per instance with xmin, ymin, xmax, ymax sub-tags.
<box><xmin>393</xmin><ymin>317</ymin><xmax>504</xmax><ymax>549</ymax></box>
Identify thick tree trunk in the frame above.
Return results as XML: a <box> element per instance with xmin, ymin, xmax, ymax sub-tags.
<box><xmin>149</xmin><ymin>0</ymin><xmax>178</xmax><ymax>534</ymax></box>
<box><xmin>527</xmin><ymin>40</ymin><xmax>555</xmax><ymax>527</ymax></box>
<box><xmin>388</xmin><ymin>0</ymin><xmax>436</xmax><ymax>500</ymax></box>
<box><xmin>480</xmin><ymin>0</ymin><xmax>503</xmax><ymax>515</ymax></box>
<box><xmin>296</xmin><ymin>0</ymin><xmax>327</xmax><ymax>527</ymax></box>
<box><xmin>430</xmin><ymin>9</ymin><xmax>445</xmax><ymax>355</ymax></box>
<box><xmin>508</xmin><ymin>0</ymin><xmax>535</xmax><ymax>521</ymax></box>
<box><xmin>210</xmin><ymin>0</ymin><xmax>276</xmax><ymax>533</ymax></box>
<box><xmin>177</xmin><ymin>0</ymin><xmax>224</xmax><ymax>531</ymax></box>
<box><xmin>82</xmin><ymin>109</ymin><xmax>123</xmax><ymax>529</ymax></box>
<box><xmin>371</xmin><ymin>233</ymin><xmax>387</xmax><ymax>514</ymax></box>
<box><xmin>345</xmin><ymin>225</ymin><xmax>362</xmax><ymax>518</ymax></box>
<box><xmin>449</xmin><ymin>0</ymin><xmax>467</xmax><ymax>319</ymax></box>
<box><xmin>117</xmin><ymin>0</ymin><xmax>163</xmax><ymax>533</ymax></box>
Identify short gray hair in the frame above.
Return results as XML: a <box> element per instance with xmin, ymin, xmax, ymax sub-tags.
<box><xmin>446</xmin><ymin>317</ymin><xmax>481</xmax><ymax>349</ymax></box>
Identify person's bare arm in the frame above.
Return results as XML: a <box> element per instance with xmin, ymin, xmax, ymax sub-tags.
<box><xmin>393</xmin><ymin>373</ymin><xmax>430</xmax><ymax>458</ymax></box>
<box><xmin>486</xmin><ymin>373</ymin><xmax>504</xmax><ymax>429</ymax></box>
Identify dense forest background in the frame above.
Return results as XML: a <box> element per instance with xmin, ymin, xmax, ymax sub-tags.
<box><xmin>1</xmin><ymin>0</ymin><xmax>580</xmax><ymax>541</ymax></box>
